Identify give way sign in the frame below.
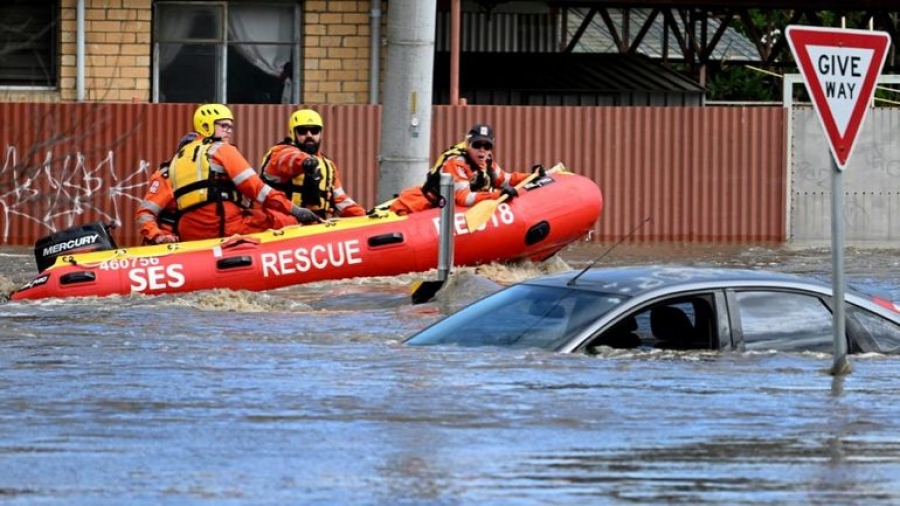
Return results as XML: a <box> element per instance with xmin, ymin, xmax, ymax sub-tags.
<box><xmin>786</xmin><ymin>26</ymin><xmax>891</xmax><ymax>169</ymax></box>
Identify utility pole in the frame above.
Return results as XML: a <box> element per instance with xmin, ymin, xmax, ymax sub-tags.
<box><xmin>376</xmin><ymin>0</ymin><xmax>437</xmax><ymax>203</ymax></box>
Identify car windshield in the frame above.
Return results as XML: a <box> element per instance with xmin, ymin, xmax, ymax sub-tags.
<box><xmin>405</xmin><ymin>284</ymin><xmax>629</xmax><ymax>350</ymax></box>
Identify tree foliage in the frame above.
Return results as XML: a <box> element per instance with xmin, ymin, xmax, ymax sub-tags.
<box><xmin>706</xmin><ymin>9</ymin><xmax>895</xmax><ymax>102</ymax></box>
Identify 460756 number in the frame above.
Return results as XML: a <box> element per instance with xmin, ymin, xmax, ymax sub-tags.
<box><xmin>99</xmin><ymin>257</ymin><xmax>160</xmax><ymax>270</ymax></box>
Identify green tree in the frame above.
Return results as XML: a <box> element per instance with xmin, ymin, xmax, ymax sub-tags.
<box><xmin>707</xmin><ymin>9</ymin><xmax>893</xmax><ymax>102</ymax></box>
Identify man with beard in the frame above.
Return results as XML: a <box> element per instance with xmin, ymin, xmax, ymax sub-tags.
<box><xmin>259</xmin><ymin>109</ymin><xmax>365</xmax><ymax>219</ymax></box>
<box><xmin>390</xmin><ymin>124</ymin><xmax>541</xmax><ymax>215</ymax></box>
<box><xmin>160</xmin><ymin>104</ymin><xmax>321</xmax><ymax>242</ymax></box>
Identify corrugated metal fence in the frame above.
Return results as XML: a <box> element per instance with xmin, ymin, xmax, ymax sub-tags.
<box><xmin>0</xmin><ymin>102</ymin><xmax>786</xmax><ymax>246</ymax></box>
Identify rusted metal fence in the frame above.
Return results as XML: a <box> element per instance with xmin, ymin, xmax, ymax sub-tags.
<box><xmin>0</xmin><ymin>102</ymin><xmax>786</xmax><ymax>246</ymax></box>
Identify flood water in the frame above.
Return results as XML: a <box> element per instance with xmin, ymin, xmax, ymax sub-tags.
<box><xmin>2</xmin><ymin>242</ymin><xmax>900</xmax><ymax>505</ymax></box>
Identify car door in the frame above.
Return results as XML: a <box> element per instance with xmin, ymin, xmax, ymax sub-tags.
<box><xmin>726</xmin><ymin>288</ymin><xmax>836</xmax><ymax>352</ymax></box>
<box><xmin>579</xmin><ymin>290</ymin><xmax>726</xmax><ymax>352</ymax></box>
<box><xmin>842</xmin><ymin>301</ymin><xmax>900</xmax><ymax>353</ymax></box>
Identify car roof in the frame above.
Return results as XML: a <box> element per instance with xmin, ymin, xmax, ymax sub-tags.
<box><xmin>526</xmin><ymin>265</ymin><xmax>832</xmax><ymax>297</ymax></box>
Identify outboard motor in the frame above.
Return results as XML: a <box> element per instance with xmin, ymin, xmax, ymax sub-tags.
<box><xmin>33</xmin><ymin>221</ymin><xmax>118</xmax><ymax>272</ymax></box>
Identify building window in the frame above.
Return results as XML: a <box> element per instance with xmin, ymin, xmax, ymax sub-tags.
<box><xmin>153</xmin><ymin>1</ymin><xmax>299</xmax><ymax>104</ymax></box>
<box><xmin>0</xmin><ymin>1</ymin><xmax>59</xmax><ymax>88</ymax></box>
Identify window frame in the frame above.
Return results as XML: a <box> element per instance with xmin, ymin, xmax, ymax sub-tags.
<box><xmin>576</xmin><ymin>290</ymin><xmax>724</xmax><ymax>353</ymax></box>
<box><xmin>151</xmin><ymin>0</ymin><xmax>301</xmax><ymax>104</ymax></box>
<box><xmin>0</xmin><ymin>1</ymin><xmax>60</xmax><ymax>90</ymax></box>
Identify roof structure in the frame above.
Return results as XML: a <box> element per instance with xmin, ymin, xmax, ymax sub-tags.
<box><xmin>566</xmin><ymin>7</ymin><xmax>760</xmax><ymax>61</ymax></box>
<box><xmin>548</xmin><ymin>0</ymin><xmax>896</xmax><ymax>8</ymax></box>
<box><xmin>455</xmin><ymin>2</ymin><xmax>900</xmax><ymax>66</ymax></box>
<box><xmin>434</xmin><ymin>51</ymin><xmax>705</xmax><ymax>105</ymax></box>
<box><xmin>434</xmin><ymin>1</ymin><xmax>899</xmax><ymax>103</ymax></box>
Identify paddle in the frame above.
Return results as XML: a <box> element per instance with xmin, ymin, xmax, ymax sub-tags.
<box><xmin>411</xmin><ymin>173</ymin><xmax>456</xmax><ymax>304</ymax></box>
<box><xmin>463</xmin><ymin>163</ymin><xmax>563</xmax><ymax>232</ymax></box>
<box><xmin>366</xmin><ymin>197</ymin><xmax>397</xmax><ymax>217</ymax></box>
<box><xmin>411</xmin><ymin>278</ymin><xmax>442</xmax><ymax>304</ymax></box>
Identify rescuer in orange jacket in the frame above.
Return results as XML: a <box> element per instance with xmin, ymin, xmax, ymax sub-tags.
<box><xmin>135</xmin><ymin>132</ymin><xmax>198</xmax><ymax>245</ymax></box>
<box><xmin>259</xmin><ymin>109</ymin><xmax>366</xmax><ymax>219</ymax></box>
<box><xmin>166</xmin><ymin>104</ymin><xmax>320</xmax><ymax>242</ymax></box>
<box><xmin>390</xmin><ymin>124</ymin><xmax>539</xmax><ymax>215</ymax></box>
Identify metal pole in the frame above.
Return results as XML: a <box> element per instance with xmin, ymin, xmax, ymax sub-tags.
<box><xmin>831</xmin><ymin>158</ymin><xmax>851</xmax><ymax>375</ymax></box>
<box><xmin>376</xmin><ymin>0</ymin><xmax>437</xmax><ymax>202</ymax></box>
<box><xmin>292</xmin><ymin>3</ymin><xmax>301</xmax><ymax>104</ymax></box>
<box><xmin>438</xmin><ymin>173</ymin><xmax>454</xmax><ymax>281</ymax></box>
<box><xmin>76</xmin><ymin>0</ymin><xmax>85</xmax><ymax>101</ymax></box>
<box><xmin>369</xmin><ymin>6</ymin><xmax>382</xmax><ymax>104</ymax></box>
<box><xmin>450</xmin><ymin>0</ymin><xmax>460</xmax><ymax>105</ymax></box>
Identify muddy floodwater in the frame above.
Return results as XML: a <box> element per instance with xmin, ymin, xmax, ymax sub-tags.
<box><xmin>2</xmin><ymin>241</ymin><xmax>900</xmax><ymax>505</ymax></box>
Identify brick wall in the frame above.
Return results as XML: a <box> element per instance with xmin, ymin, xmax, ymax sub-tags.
<box><xmin>303</xmin><ymin>1</ymin><xmax>383</xmax><ymax>104</ymax></box>
<box><xmin>60</xmin><ymin>0</ymin><xmax>152</xmax><ymax>102</ymax></box>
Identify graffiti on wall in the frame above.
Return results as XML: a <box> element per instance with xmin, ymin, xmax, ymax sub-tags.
<box><xmin>1</xmin><ymin>144</ymin><xmax>152</xmax><ymax>243</ymax></box>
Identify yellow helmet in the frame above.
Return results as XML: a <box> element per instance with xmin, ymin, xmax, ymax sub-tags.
<box><xmin>288</xmin><ymin>109</ymin><xmax>324</xmax><ymax>139</ymax></box>
<box><xmin>193</xmin><ymin>103</ymin><xmax>233</xmax><ymax>137</ymax></box>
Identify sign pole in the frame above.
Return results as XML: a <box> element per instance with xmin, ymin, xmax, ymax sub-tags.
<box><xmin>786</xmin><ymin>25</ymin><xmax>890</xmax><ymax>375</ymax></box>
<box><xmin>830</xmin><ymin>159</ymin><xmax>850</xmax><ymax>374</ymax></box>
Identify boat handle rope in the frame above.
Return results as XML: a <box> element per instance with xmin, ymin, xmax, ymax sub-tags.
<box><xmin>60</xmin><ymin>243</ymin><xmax>190</xmax><ymax>268</ymax></box>
<box><xmin>62</xmin><ymin>249</ymin><xmax>133</xmax><ymax>268</ymax></box>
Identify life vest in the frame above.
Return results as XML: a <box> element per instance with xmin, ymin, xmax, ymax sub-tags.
<box><xmin>169</xmin><ymin>138</ymin><xmax>241</xmax><ymax>213</ymax></box>
<box><xmin>421</xmin><ymin>141</ymin><xmax>491</xmax><ymax>204</ymax></box>
<box><xmin>260</xmin><ymin>140</ymin><xmax>336</xmax><ymax>217</ymax></box>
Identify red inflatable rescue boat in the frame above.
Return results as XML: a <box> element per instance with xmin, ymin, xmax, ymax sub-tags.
<box><xmin>11</xmin><ymin>168</ymin><xmax>602</xmax><ymax>300</ymax></box>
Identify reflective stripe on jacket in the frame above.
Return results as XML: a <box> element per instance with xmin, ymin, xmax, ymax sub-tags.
<box><xmin>260</xmin><ymin>140</ymin><xmax>365</xmax><ymax>218</ymax></box>
<box><xmin>135</xmin><ymin>164</ymin><xmax>177</xmax><ymax>242</ymax></box>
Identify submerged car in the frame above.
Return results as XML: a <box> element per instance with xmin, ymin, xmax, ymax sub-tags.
<box><xmin>405</xmin><ymin>265</ymin><xmax>900</xmax><ymax>354</ymax></box>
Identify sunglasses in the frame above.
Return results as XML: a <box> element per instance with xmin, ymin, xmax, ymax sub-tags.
<box><xmin>471</xmin><ymin>141</ymin><xmax>493</xmax><ymax>150</ymax></box>
<box><xmin>296</xmin><ymin>126</ymin><xmax>322</xmax><ymax>135</ymax></box>
<box><xmin>215</xmin><ymin>121</ymin><xmax>234</xmax><ymax>131</ymax></box>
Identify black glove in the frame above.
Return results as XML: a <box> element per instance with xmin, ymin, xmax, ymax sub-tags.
<box><xmin>531</xmin><ymin>164</ymin><xmax>546</xmax><ymax>177</ymax></box>
<box><xmin>291</xmin><ymin>205</ymin><xmax>322</xmax><ymax>224</ymax></box>
<box><xmin>500</xmin><ymin>186</ymin><xmax>518</xmax><ymax>200</ymax></box>
<box><xmin>301</xmin><ymin>157</ymin><xmax>322</xmax><ymax>204</ymax></box>
<box><xmin>302</xmin><ymin>157</ymin><xmax>320</xmax><ymax>178</ymax></box>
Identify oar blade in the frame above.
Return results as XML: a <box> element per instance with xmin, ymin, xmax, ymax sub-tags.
<box><xmin>411</xmin><ymin>279</ymin><xmax>445</xmax><ymax>304</ymax></box>
<box><xmin>463</xmin><ymin>200</ymin><xmax>501</xmax><ymax>232</ymax></box>
<box><xmin>462</xmin><ymin>169</ymin><xmax>547</xmax><ymax>233</ymax></box>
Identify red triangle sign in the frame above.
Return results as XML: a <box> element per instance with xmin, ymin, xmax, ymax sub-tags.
<box><xmin>786</xmin><ymin>26</ymin><xmax>890</xmax><ymax>169</ymax></box>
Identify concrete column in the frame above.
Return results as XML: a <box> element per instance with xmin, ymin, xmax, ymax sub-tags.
<box><xmin>376</xmin><ymin>0</ymin><xmax>437</xmax><ymax>203</ymax></box>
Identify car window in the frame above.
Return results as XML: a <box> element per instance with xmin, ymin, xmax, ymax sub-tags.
<box><xmin>734</xmin><ymin>290</ymin><xmax>833</xmax><ymax>352</ymax></box>
<box><xmin>405</xmin><ymin>284</ymin><xmax>628</xmax><ymax>350</ymax></box>
<box><xmin>646</xmin><ymin>301</ymin><xmax>698</xmax><ymax>349</ymax></box>
<box><xmin>584</xmin><ymin>295</ymin><xmax>718</xmax><ymax>351</ymax></box>
<box><xmin>846</xmin><ymin>305</ymin><xmax>900</xmax><ymax>353</ymax></box>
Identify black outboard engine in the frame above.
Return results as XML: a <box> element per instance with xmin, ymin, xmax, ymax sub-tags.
<box><xmin>33</xmin><ymin>221</ymin><xmax>118</xmax><ymax>272</ymax></box>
